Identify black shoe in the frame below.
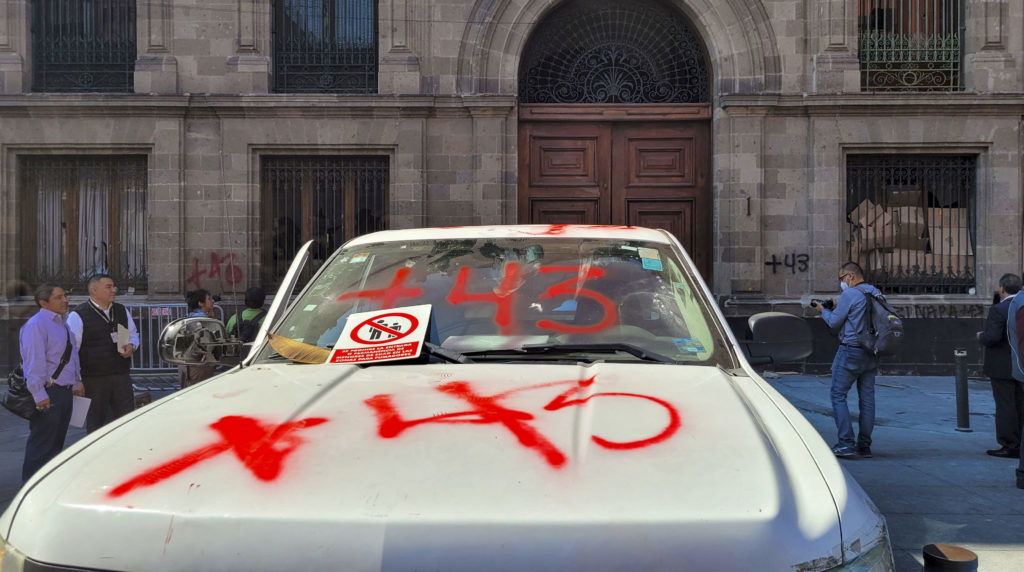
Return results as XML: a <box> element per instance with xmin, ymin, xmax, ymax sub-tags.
<box><xmin>856</xmin><ymin>445</ymin><xmax>872</xmax><ymax>458</ymax></box>
<box><xmin>986</xmin><ymin>447</ymin><xmax>1020</xmax><ymax>458</ymax></box>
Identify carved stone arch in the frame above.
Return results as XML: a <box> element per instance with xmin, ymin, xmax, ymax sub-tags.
<box><xmin>517</xmin><ymin>0</ymin><xmax>710</xmax><ymax>104</ymax></box>
<box><xmin>456</xmin><ymin>0</ymin><xmax>782</xmax><ymax>97</ymax></box>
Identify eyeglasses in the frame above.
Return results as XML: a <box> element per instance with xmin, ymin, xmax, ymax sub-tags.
<box><xmin>838</xmin><ymin>273</ymin><xmax>853</xmax><ymax>281</ymax></box>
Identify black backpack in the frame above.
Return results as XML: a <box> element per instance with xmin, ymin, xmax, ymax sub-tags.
<box><xmin>856</xmin><ymin>286</ymin><xmax>904</xmax><ymax>357</ymax></box>
<box><xmin>234</xmin><ymin>310</ymin><xmax>267</xmax><ymax>343</ymax></box>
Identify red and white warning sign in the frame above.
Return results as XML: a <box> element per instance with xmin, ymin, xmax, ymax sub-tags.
<box><xmin>328</xmin><ymin>304</ymin><xmax>432</xmax><ymax>364</ymax></box>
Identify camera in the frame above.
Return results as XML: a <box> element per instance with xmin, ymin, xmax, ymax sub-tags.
<box><xmin>811</xmin><ymin>298</ymin><xmax>834</xmax><ymax>310</ymax></box>
<box><xmin>212</xmin><ymin>294</ymin><xmax>222</xmax><ymax>303</ymax></box>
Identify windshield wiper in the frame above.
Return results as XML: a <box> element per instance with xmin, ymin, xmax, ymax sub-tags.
<box><xmin>464</xmin><ymin>342</ymin><xmax>674</xmax><ymax>363</ymax></box>
<box><xmin>422</xmin><ymin>341</ymin><xmax>473</xmax><ymax>364</ymax></box>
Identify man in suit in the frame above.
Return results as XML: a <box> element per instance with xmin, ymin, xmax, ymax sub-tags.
<box><xmin>66</xmin><ymin>274</ymin><xmax>140</xmax><ymax>432</ymax></box>
<box><xmin>978</xmin><ymin>273</ymin><xmax>1023</xmax><ymax>458</ymax></box>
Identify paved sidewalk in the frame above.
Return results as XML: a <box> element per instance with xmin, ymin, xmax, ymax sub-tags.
<box><xmin>766</xmin><ymin>374</ymin><xmax>1024</xmax><ymax>571</ymax></box>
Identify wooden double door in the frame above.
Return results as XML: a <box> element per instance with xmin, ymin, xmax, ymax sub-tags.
<box><xmin>518</xmin><ymin>116</ymin><xmax>712</xmax><ymax>278</ymax></box>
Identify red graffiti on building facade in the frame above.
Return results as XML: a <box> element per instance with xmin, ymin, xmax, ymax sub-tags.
<box><xmin>364</xmin><ymin>377</ymin><xmax>680</xmax><ymax>468</ymax></box>
<box><xmin>108</xmin><ymin>415</ymin><xmax>328</xmax><ymax>498</ymax></box>
<box><xmin>186</xmin><ymin>252</ymin><xmax>244</xmax><ymax>290</ymax></box>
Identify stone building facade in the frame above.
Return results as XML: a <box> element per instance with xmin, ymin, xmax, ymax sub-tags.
<box><xmin>1</xmin><ymin>0</ymin><xmax>1022</xmax><ymax>372</ymax></box>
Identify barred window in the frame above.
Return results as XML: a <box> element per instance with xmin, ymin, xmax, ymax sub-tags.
<box><xmin>18</xmin><ymin>156</ymin><xmax>148</xmax><ymax>293</ymax></box>
<box><xmin>846</xmin><ymin>155</ymin><xmax>976</xmax><ymax>295</ymax></box>
<box><xmin>858</xmin><ymin>0</ymin><xmax>963</xmax><ymax>91</ymax></box>
<box><xmin>272</xmin><ymin>0</ymin><xmax>378</xmax><ymax>93</ymax></box>
<box><xmin>261</xmin><ymin>156</ymin><xmax>388</xmax><ymax>286</ymax></box>
<box><xmin>30</xmin><ymin>0</ymin><xmax>137</xmax><ymax>93</ymax></box>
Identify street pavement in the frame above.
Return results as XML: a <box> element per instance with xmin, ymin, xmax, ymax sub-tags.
<box><xmin>765</xmin><ymin>374</ymin><xmax>1024</xmax><ymax>571</ymax></box>
<box><xmin>1</xmin><ymin>374</ymin><xmax>1022</xmax><ymax>571</ymax></box>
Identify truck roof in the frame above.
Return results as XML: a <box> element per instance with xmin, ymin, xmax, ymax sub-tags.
<box><xmin>344</xmin><ymin>224</ymin><xmax>672</xmax><ymax>246</ymax></box>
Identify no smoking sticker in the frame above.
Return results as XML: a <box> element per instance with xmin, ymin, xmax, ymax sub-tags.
<box><xmin>329</xmin><ymin>304</ymin><xmax>431</xmax><ymax>364</ymax></box>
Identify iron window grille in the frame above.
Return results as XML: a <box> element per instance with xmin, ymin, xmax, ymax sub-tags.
<box><xmin>858</xmin><ymin>0</ymin><xmax>963</xmax><ymax>92</ymax></box>
<box><xmin>846</xmin><ymin>155</ymin><xmax>976</xmax><ymax>295</ymax></box>
<box><xmin>272</xmin><ymin>0</ymin><xmax>378</xmax><ymax>93</ymax></box>
<box><xmin>30</xmin><ymin>0</ymin><xmax>137</xmax><ymax>93</ymax></box>
<box><xmin>261</xmin><ymin>156</ymin><xmax>388</xmax><ymax>286</ymax></box>
<box><xmin>18</xmin><ymin>155</ymin><xmax>148</xmax><ymax>293</ymax></box>
<box><xmin>518</xmin><ymin>0</ymin><xmax>710</xmax><ymax>104</ymax></box>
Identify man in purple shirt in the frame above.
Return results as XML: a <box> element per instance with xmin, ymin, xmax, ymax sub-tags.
<box><xmin>20</xmin><ymin>284</ymin><xmax>84</xmax><ymax>482</ymax></box>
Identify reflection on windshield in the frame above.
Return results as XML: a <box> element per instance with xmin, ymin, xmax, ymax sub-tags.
<box><xmin>265</xmin><ymin>238</ymin><xmax>722</xmax><ymax>364</ymax></box>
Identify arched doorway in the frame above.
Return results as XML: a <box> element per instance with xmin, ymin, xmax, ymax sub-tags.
<box><xmin>517</xmin><ymin>0</ymin><xmax>713</xmax><ymax>278</ymax></box>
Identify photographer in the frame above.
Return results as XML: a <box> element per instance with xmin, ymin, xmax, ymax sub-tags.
<box><xmin>811</xmin><ymin>262</ymin><xmax>882</xmax><ymax>459</ymax></box>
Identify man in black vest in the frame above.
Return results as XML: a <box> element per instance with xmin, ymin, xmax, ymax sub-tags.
<box><xmin>67</xmin><ymin>274</ymin><xmax>140</xmax><ymax>433</ymax></box>
<box><xmin>978</xmin><ymin>273</ymin><xmax>1023</xmax><ymax>458</ymax></box>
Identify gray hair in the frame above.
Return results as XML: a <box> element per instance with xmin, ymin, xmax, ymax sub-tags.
<box><xmin>87</xmin><ymin>274</ymin><xmax>113</xmax><ymax>288</ymax></box>
<box><xmin>33</xmin><ymin>284</ymin><xmax>60</xmax><ymax>307</ymax></box>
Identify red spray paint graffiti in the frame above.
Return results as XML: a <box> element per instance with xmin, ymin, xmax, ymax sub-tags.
<box><xmin>536</xmin><ymin>266</ymin><xmax>617</xmax><ymax>334</ymax></box>
<box><xmin>364</xmin><ymin>377</ymin><xmax>680</xmax><ymax>468</ymax></box>
<box><xmin>108</xmin><ymin>415</ymin><xmax>328</xmax><ymax>498</ymax></box>
<box><xmin>338</xmin><ymin>264</ymin><xmax>618</xmax><ymax>334</ymax></box>
<box><xmin>446</xmin><ymin>262</ymin><xmax>523</xmax><ymax>335</ymax></box>
<box><xmin>519</xmin><ymin>224</ymin><xmax>635</xmax><ymax>236</ymax></box>
<box><xmin>186</xmin><ymin>252</ymin><xmax>244</xmax><ymax>290</ymax></box>
<box><xmin>336</xmin><ymin>267</ymin><xmax>424</xmax><ymax>308</ymax></box>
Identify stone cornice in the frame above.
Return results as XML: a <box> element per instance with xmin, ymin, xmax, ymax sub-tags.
<box><xmin>0</xmin><ymin>93</ymin><xmax>518</xmax><ymax>119</ymax></box>
<box><xmin>721</xmin><ymin>93</ymin><xmax>1024</xmax><ymax>116</ymax></box>
<box><xmin>5</xmin><ymin>92</ymin><xmax>1018</xmax><ymax>118</ymax></box>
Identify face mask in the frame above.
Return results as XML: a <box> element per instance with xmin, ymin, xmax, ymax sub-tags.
<box><xmin>840</xmin><ymin>281</ymin><xmax>850</xmax><ymax>292</ymax></box>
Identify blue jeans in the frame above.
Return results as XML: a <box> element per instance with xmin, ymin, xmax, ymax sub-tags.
<box><xmin>831</xmin><ymin>345</ymin><xmax>878</xmax><ymax>448</ymax></box>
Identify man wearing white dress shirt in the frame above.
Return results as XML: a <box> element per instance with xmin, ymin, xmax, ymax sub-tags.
<box><xmin>66</xmin><ymin>274</ymin><xmax>140</xmax><ymax>433</ymax></box>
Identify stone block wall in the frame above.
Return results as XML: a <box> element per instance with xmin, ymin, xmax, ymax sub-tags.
<box><xmin>0</xmin><ymin>0</ymin><xmax>1023</xmax><ymax>371</ymax></box>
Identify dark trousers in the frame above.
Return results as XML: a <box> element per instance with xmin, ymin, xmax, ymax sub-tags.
<box><xmin>83</xmin><ymin>373</ymin><xmax>135</xmax><ymax>433</ymax></box>
<box><xmin>1019</xmin><ymin>413</ymin><xmax>1024</xmax><ymax>485</ymax></box>
<box><xmin>22</xmin><ymin>384</ymin><xmax>74</xmax><ymax>483</ymax></box>
<box><xmin>990</xmin><ymin>377</ymin><xmax>1024</xmax><ymax>451</ymax></box>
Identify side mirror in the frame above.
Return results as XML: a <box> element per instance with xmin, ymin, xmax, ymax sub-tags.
<box><xmin>158</xmin><ymin>318</ymin><xmax>245</xmax><ymax>366</ymax></box>
<box><xmin>743</xmin><ymin>312</ymin><xmax>813</xmax><ymax>366</ymax></box>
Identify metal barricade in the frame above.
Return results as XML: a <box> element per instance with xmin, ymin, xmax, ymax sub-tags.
<box><xmin>125</xmin><ymin>303</ymin><xmax>225</xmax><ymax>373</ymax></box>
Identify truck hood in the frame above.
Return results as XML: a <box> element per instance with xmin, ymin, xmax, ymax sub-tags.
<box><xmin>6</xmin><ymin>362</ymin><xmax>849</xmax><ymax>571</ymax></box>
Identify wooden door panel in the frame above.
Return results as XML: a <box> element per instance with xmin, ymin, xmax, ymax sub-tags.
<box><xmin>612</xmin><ymin>122</ymin><xmax>711</xmax><ymax>278</ymax></box>
<box><xmin>625</xmin><ymin>136</ymin><xmax>696</xmax><ymax>188</ymax></box>
<box><xmin>529</xmin><ymin>138</ymin><xmax>600</xmax><ymax>190</ymax></box>
<box><xmin>519</xmin><ymin>123</ymin><xmax>611</xmax><ymax>224</ymax></box>
<box><xmin>531</xmin><ymin>199</ymin><xmax>599</xmax><ymax>225</ymax></box>
<box><xmin>628</xmin><ymin>200</ymin><xmax>694</xmax><ymax>251</ymax></box>
<box><xmin>519</xmin><ymin>115</ymin><xmax>711</xmax><ymax>281</ymax></box>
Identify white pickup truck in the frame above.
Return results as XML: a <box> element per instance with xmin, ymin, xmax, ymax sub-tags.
<box><xmin>1</xmin><ymin>225</ymin><xmax>893</xmax><ymax>571</ymax></box>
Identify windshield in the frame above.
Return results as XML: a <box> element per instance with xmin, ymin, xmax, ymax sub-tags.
<box><xmin>261</xmin><ymin>237</ymin><xmax>731</xmax><ymax>365</ymax></box>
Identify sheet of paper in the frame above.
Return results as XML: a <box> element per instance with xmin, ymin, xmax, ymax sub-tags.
<box><xmin>70</xmin><ymin>396</ymin><xmax>91</xmax><ymax>428</ymax></box>
<box><xmin>117</xmin><ymin>324</ymin><xmax>130</xmax><ymax>351</ymax></box>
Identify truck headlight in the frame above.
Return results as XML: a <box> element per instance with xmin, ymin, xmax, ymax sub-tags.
<box><xmin>833</xmin><ymin>533</ymin><xmax>895</xmax><ymax>571</ymax></box>
<box><xmin>0</xmin><ymin>532</ymin><xmax>27</xmax><ymax>572</ymax></box>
